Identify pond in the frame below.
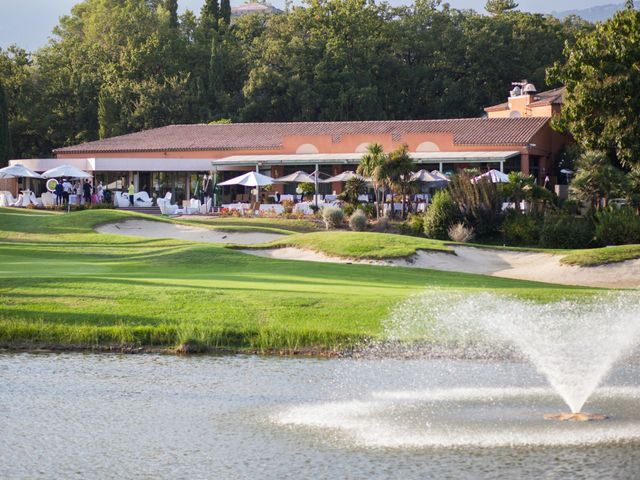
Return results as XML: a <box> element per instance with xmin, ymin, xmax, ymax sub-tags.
<box><xmin>1</xmin><ymin>353</ymin><xmax>639</xmax><ymax>479</ymax></box>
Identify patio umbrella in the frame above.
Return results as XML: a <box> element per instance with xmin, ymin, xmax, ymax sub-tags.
<box><xmin>42</xmin><ymin>165</ymin><xmax>92</xmax><ymax>213</ymax></box>
<box><xmin>321</xmin><ymin>170</ymin><xmax>368</xmax><ymax>183</ymax></box>
<box><xmin>472</xmin><ymin>169</ymin><xmax>509</xmax><ymax>184</ymax></box>
<box><xmin>218</xmin><ymin>171</ymin><xmax>275</xmax><ymax>207</ymax></box>
<box><xmin>274</xmin><ymin>171</ymin><xmax>316</xmax><ymax>184</ymax></box>
<box><xmin>429</xmin><ymin>170</ymin><xmax>449</xmax><ymax>181</ymax></box>
<box><xmin>0</xmin><ymin>164</ymin><xmax>43</xmax><ymax>179</ymax></box>
<box><xmin>218</xmin><ymin>171</ymin><xmax>275</xmax><ymax>187</ymax></box>
<box><xmin>410</xmin><ymin>169</ymin><xmax>449</xmax><ymax>188</ymax></box>
<box><xmin>42</xmin><ymin>164</ymin><xmax>91</xmax><ymax>179</ymax></box>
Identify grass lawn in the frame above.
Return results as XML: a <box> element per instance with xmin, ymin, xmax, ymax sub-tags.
<box><xmin>0</xmin><ymin>208</ymin><xmax>598</xmax><ymax>353</ymax></box>
<box><xmin>560</xmin><ymin>245</ymin><xmax>640</xmax><ymax>266</ymax></box>
<box><xmin>182</xmin><ymin>216</ymin><xmax>321</xmax><ymax>233</ymax></box>
<box><xmin>255</xmin><ymin>231</ymin><xmax>454</xmax><ymax>259</ymax></box>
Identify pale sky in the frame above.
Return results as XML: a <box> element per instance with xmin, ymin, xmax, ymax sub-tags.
<box><xmin>0</xmin><ymin>0</ymin><xmax>618</xmax><ymax>51</ymax></box>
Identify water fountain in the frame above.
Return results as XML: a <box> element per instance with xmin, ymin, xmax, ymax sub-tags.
<box><xmin>387</xmin><ymin>290</ymin><xmax>640</xmax><ymax>417</ymax></box>
<box><xmin>274</xmin><ymin>290</ymin><xmax>640</xmax><ymax>448</ymax></box>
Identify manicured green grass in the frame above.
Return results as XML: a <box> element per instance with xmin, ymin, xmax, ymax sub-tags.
<box><xmin>182</xmin><ymin>216</ymin><xmax>321</xmax><ymax>233</ymax></box>
<box><xmin>254</xmin><ymin>231</ymin><xmax>453</xmax><ymax>259</ymax></box>
<box><xmin>0</xmin><ymin>208</ymin><xmax>597</xmax><ymax>353</ymax></box>
<box><xmin>560</xmin><ymin>244</ymin><xmax>640</xmax><ymax>266</ymax></box>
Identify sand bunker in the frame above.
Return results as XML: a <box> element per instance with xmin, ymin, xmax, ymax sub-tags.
<box><xmin>96</xmin><ymin>219</ymin><xmax>285</xmax><ymax>245</ymax></box>
<box><xmin>244</xmin><ymin>246</ymin><xmax>640</xmax><ymax>289</ymax></box>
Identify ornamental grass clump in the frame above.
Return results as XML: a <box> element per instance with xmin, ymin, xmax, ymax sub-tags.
<box><xmin>448</xmin><ymin>222</ymin><xmax>475</xmax><ymax>243</ymax></box>
<box><xmin>349</xmin><ymin>210</ymin><xmax>368</xmax><ymax>231</ymax></box>
<box><xmin>322</xmin><ymin>206</ymin><xmax>344</xmax><ymax>229</ymax></box>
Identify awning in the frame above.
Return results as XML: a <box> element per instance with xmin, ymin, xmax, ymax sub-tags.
<box><xmin>211</xmin><ymin>151</ymin><xmax>520</xmax><ymax>168</ymax></box>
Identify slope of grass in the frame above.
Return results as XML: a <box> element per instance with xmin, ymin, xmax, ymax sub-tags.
<box><xmin>0</xmin><ymin>208</ymin><xmax>596</xmax><ymax>353</ymax></box>
<box><xmin>183</xmin><ymin>216</ymin><xmax>321</xmax><ymax>233</ymax></box>
<box><xmin>251</xmin><ymin>231</ymin><xmax>453</xmax><ymax>259</ymax></box>
<box><xmin>560</xmin><ymin>244</ymin><xmax>640</xmax><ymax>266</ymax></box>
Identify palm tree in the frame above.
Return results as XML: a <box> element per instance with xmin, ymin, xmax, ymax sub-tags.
<box><xmin>504</xmin><ymin>171</ymin><xmax>534</xmax><ymax>213</ymax></box>
<box><xmin>571</xmin><ymin>150</ymin><xmax>627</xmax><ymax>210</ymax></box>
<box><xmin>357</xmin><ymin>143</ymin><xmax>386</xmax><ymax>218</ymax></box>
<box><xmin>380</xmin><ymin>144</ymin><xmax>414</xmax><ymax>219</ymax></box>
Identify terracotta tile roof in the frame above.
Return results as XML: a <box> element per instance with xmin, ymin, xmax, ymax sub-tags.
<box><xmin>54</xmin><ymin>117</ymin><xmax>549</xmax><ymax>154</ymax></box>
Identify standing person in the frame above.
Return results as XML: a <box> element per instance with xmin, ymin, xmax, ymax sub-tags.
<box><xmin>54</xmin><ymin>180</ymin><xmax>64</xmax><ymax>206</ymax></box>
<box><xmin>96</xmin><ymin>181</ymin><xmax>104</xmax><ymax>203</ymax></box>
<box><xmin>128</xmin><ymin>181</ymin><xmax>135</xmax><ymax>206</ymax></box>
<box><xmin>82</xmin><ymin>179</ymin><xmax>92</xmax><ymax>205</ymax></box>
<box><xmin>62</xmin><ymin>178</ymin><xmax>72</xmax><ymax>205</ymax></box>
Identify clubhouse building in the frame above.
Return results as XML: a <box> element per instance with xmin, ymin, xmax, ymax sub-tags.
<box><xmin>8</xmin><ymin>83</ymin><xmax>568</xmax><ymax>203</ymax></box>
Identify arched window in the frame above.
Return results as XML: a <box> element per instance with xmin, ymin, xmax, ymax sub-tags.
<box><xmin>296</xmin><ymin>144</ymin><xmax>319</xmax><ymax>154</ymax></box>
<box><xmin>355</xmin><ymin>143</ymin><xmax>370</xmax><ymax>153</ymax></box>
<box><xmin>416</xmin><ymin>141</ymin><xmax>440</xmax><ymax>152</ymax></box>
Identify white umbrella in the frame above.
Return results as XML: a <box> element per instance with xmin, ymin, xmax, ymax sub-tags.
<box><xmin>472</xmin><ymin>169</ymin><xmax>509</xmax><ymax>184</ymax></box>
<box><xmin>0</xmin><ymin>164</ymin><xmax>43</xmax><ymax>179</ymax></box>
<box><xmin>42</xmin><ymin>164</ymin><xmax>92</xmax><ymax>179</ymax></box>
<box><xmin>274</xmin><ymin>171</ymin><xmax>316</xmax><ymax>184</ymax></box>
<box><xmin>430</xmin><ymin>170</ymin><xmax>450</xmax><ymax>182</ymax></box>
<box><xmin>410</xmin><ymin>169</ymin><xmax>450</xmax><ymax>186</ymax></box>
<box><xmin>218</xmin><ymin>171</ymin><xmax>275</xmax><ymax>207</ymax></box>
<box><xmin>321</xmin><ymin>171</ymin><xmax>368</xmax><ymax>183</ymax></box>
<box><xmin>218</xmin><ymin>171</ymin><xmax>275</xmax><ymax>187</ymax></box>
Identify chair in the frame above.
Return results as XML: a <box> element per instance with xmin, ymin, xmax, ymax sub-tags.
<box><xmin>199</xmin><ymin>198</ymin><xmax>212</xmax><ymax>214</ymax></box>
<box><xmin>41</xmin><ymin>192</ymin><xmax>55</xmax><ymax>207</ymax></box>
<box><xmin>114</xmin><ymin>192</ymin><xmax>129</xmax><ymax>208</ymax></box>
<box><xmin>133</xmin><ymin>191</ymin><xmax>153</xmax><ymax>207</ymax></box>
<box><xmin>29</xmin><ymin>192</ymin><xmax>43</xmax><ymax>207</ymax></box>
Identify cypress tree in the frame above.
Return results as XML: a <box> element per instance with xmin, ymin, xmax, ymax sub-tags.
<box><xmin>208</xmin><ymin>32</ymin><xmax>224</xmax><ymax>116</ymax></box>
<box><xmin>166</xmin><ymin>0</ymin><xmax>178</xmax><ymax>28</ymax></box>
<box><xmin>220</xmin><ymin>0</ymin><xmax>231</xmax><ymax>26</ymax></box>
<box><xmin>0</xmin><ymin>82</ymin><xmax>11</xmax><ymax>168</ymax></box>
<box><xmin>201</xmin><ymin>0</ymin><xmax>220</xmax><ymax>33</ymax></box>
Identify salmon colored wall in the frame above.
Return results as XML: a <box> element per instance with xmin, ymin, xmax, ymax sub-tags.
<box><xmin>486</xmin><ymin>95</ymin><xmax>555</xmax><ymax>119</ymax></box>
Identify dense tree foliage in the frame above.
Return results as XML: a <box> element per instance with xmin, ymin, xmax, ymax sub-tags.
<box><xmin>548</xmin><ymin>4</ymin><xmax>640</xmax><ymax>169</ymax></box>
<box><xmin>0</xmin><ymin>82</ymin><xmax>10</xmax><ymax>167</ymax></box>
<box><xmin>0</xmin><ymin>0</ymin><xmax>591</xmax><ymax>158</ymax></box>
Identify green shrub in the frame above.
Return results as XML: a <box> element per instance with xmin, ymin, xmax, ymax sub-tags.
<box><xmin>400</xmin><ymin>213</ymin><xmax>425</xmax><ymax>237</ymax></box>
<box><xmin>343</xmin><ymin>204</ymin><xmax>355</xmax><ymax>217</ymax></box>
<box><xmin>539</xmin><ymin>215</ymin><xmax>594</xmax><ymax>249</ymax></box>
<box><xmin>348</xmin><ymin>210</ymin><xmax>368</xmax><ymax>231</ymax></box>
<box><xmin>358</xmin><ymin>203</ymin><xmax>376</xmax><ymax>219</ymax></box>
<box><xmin>501</xmin><ymin>211</ymin><xmax>542</xmax><ymax>246</ymax></box>
<box><xmin>322</xmin><ymin>206</ymin><xmax>344</xmax><ymax>229</ymax></box>
<box><xmin>594</xmin><ymin>207</ymin><xmax>640</xmax><ymax>246</ymax></box>
<box><xmin>448</xmin><ymin>222</ymin><xmax>475</xmax><ymax>243</ymax></box>
<box><xmin>424</xmin><ymin>190</ymin><xmax>459</xmax><ymax>240</ymax></box>
<box><xmin>372</xmin><ymin>216</ymin><xmax>391</xmax><ymax>232</ymax></box>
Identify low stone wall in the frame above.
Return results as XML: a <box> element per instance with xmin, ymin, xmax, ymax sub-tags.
<box><xmin>0</xmin><ymin>177</ymin><xmax>18</xmax><ymax>196</ymax></box>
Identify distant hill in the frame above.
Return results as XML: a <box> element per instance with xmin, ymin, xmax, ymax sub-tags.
<box><xmin>552</xmin><ymin>3</ymin><xmax>637</xmax><ymax>22</ymax></box>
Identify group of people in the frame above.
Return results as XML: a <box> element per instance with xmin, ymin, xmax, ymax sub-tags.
<box><xmin>54</xmin><ymin>178</ymin><xmax>105</xmax><ymax>206</ymax></box>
